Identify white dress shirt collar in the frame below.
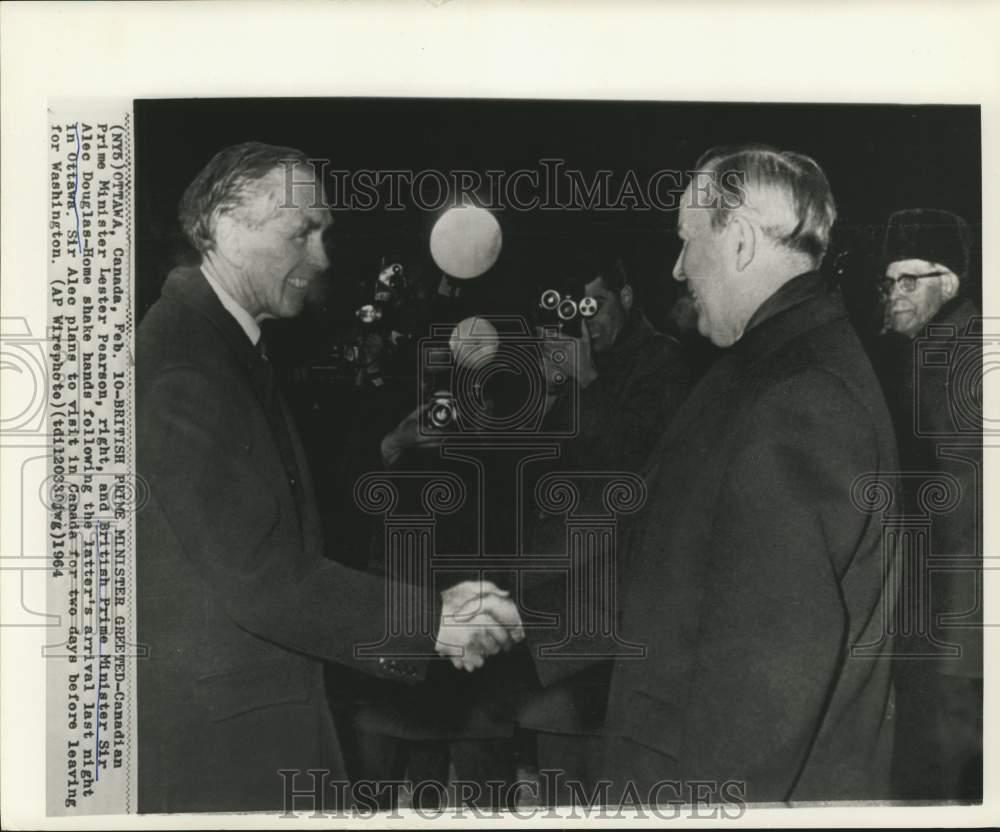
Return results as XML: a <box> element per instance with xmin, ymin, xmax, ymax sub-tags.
<box><xmin>200</xmin><ymin>266</ymin><xmax>261</xmax><ymax>347</ymax></box>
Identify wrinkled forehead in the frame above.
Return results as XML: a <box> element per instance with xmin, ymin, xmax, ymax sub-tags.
<box><xmin>885</xmin><ymin>258</ymin><xmax>942</xmax><ymax>278</ymax></box>
<box><xmin>255</xmin><ymin>165</ymin><xmax>330</xmax><ymax>226</ymax></box>
<box><xmin>676</xmin><ymin>188</ymin><xmax>708</xmax><ymax>234</ymax></box>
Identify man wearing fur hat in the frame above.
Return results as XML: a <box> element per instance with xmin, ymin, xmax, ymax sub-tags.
<box><xmin>880</xmin><ymin>208</ymin><xmax>976</xmax><ymax>341</ymax></box>
<box><xmin>877</xmin><ymin>208</ymin><xmax>982</xmax><ymax>801</ymax></box>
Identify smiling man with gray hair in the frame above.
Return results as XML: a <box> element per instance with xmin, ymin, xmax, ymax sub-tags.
<box><xmin>532</xmin><ymin>145</ymin><xmax>900</xmax><ymax>803</ymax></box>
<box><xmin>135</xmin><ymin>141</ymin><xmax>522</xmax><ymax>813</ymax></box>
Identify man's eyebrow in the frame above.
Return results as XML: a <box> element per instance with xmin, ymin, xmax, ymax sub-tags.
<box><xmin>298</xmin><ymin>215</ymin><xmax>332</xmax><ymax>232</ymax></box>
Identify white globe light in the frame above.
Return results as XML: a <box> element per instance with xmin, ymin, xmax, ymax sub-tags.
<box><xmin>430</xmin><ymin>206</ymin><xmax>502</xmax><ymax>279</ymax></box>
<box><xmin>449</xmin><ymin>316</ymin><xmax>500</xmax><ymax>369</ymax></box>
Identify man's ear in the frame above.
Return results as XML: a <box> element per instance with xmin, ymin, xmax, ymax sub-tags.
<box><xmin>730</xmin><ymin>213</ymin><xmax>756</xmax><ymax>273</ymax></box>
<box><xmin>619</xmin><ymin>284</ymin><xmax>634</xmax><ymax>313</ymax></box>
<box><xmin>213</xmin><ymin>213</ymin><xmax>244</xmax><ymax>263</ymax></box>
<box><xmin>939</xmin><ymin>268</ymin><xmax>960</xmax><ymax>302</ymax></box>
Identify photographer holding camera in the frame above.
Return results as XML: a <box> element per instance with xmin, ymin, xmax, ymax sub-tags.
<box><xmin>520</xmin><ymin>249</ymin><xmax>695</xmax><ymax>804</ymax></box>
<box><xmin>339</xmin><ymin>303</ymin><xmax>533</xmax><ymax>810</ymax></box>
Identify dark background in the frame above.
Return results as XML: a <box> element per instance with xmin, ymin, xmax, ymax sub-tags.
<box><xmin>135</xmin><ymin>98</ymin><xmax>982</xmax><ymax>328</ymax></box>
<box><xmin>134</xmin><ymin>98</ymin><xmax>982</xmax><ymax>564</ymax></box>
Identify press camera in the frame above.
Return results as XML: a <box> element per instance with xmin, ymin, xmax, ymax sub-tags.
<box><xmin>537</xmin><ymin>287</ymin><xmax>598</xmax><ymax>337</ymax></box>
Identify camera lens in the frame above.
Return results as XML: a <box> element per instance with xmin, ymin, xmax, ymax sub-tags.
<box><xmin>578</xmin><ymin>296</ymin><xmax>598</xmax><ymax>317</ymax></box>
<box><xmin>539</xmin><ymin>289</ymin><xmax>561</xmax><ymax>311</ymax></box>
<box><xmin>429</xmin><ymin>395</ymin><xmax>456</xmax><ymax>429</ymax></box>
<box><xmin>557</xmin><ymin>298</ymin><xmax>578</xmax><ymax>321</ymax></box>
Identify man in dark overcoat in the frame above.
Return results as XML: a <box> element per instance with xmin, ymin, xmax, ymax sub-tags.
<box><xmin>875</xmin><ymin>208</ymin><xmax>982</xmax><ymax>801</ymax></box>
<box><xmin>519</xmin><ymin>252</ymin><xmax>695</xmax><ymax>803</ymax></box>
<box><xmin>532</xmin><ymin>146</ymin><xmax>900</xmax><ymax>804</ymax></box>
<box><xmin>136</xmin><ymin>142</ymin><xmax>520</xmax><ymax>813</ymax></box>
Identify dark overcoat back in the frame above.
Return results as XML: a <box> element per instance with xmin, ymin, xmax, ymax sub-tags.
<box><xmin>564</xmin><ymin>273</ymin><xmax>900</xmax><ymax>803</ymax></box>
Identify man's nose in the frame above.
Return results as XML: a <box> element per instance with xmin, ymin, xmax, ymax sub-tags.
<box><xmin>309</xmin><ymin>233</ymin><xmax>330</xmax><ymax>271</ymax></box>
<box><xmin>672</xmin><ymin>255</ymin><xmax>685</xmax><ymax>282</ymax></box>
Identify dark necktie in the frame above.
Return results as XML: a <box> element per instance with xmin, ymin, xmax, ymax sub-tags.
<box><xmin>254</xmin><ymin>334</ymin><xmax>304</xmax><ymax>519</ymax></box>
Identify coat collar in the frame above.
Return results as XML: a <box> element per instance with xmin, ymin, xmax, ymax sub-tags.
<box><xmin>161</xmin><ymin>266</ymin><xmax>261</xmax><ymax>371</ymax></box>
<box><xmin>735</xmin><ymin>271</ymin><xmax>843</xmax><ymax>364</ymax></box>
<box><xmin>926</xmin><ymin>295</ymin><xmax>980</xmax><ymax>336</ymax></box>
<box><xmin>643</xmin><ymin>272</ymin><xmax>845</xmax><ymax>465</ymax></box>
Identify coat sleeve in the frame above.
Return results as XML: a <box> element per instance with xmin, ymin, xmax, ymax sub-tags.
<box><xmin>915</xmin><ymin>331</ymin><xmax>982</xmax><ymax>677</ymax></box>
<box><xmin>680</xmin><ymin>368</ymin><xmax>884</xmax><ymax>798</ymax></box>
<box><xmin>138</xmin><ymin>365</ymin><xmax>433</xmax><ymax>681</ymax></box>
<box><xmin>574</xmin><ymin>338</ymin><xmax>693</xmax><ymax>474</ymax></box>
<box><xmin>522</xmin><ymin>341</ymin><xmax>694</xmax><ymax>684</ymax></box>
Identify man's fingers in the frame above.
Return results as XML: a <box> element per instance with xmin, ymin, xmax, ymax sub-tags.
<box><xmin>448</xmin><ymin>579</ymin><xmax>509</xmax><ymax>602</ymax></box>
<box><xmin>452</xmin><ymin>597</ymin><xmax>525</xmax><ymax>643</ymax></box>
<box><xmin>437</xmin><ymin>619</ymin><xmax>506</xmax><ymax>654</ymax></box>
<box><xmin>472</xmin><ymin>628</ymin><xmax>502</xmax><ymax>656</ymax></box>
<box><xmin>442</xmin><ymin>580</ymin><xmax>510</xmax><ymax>618</ymax></box>
<box><xmin>458</xmin><ymin>615</ymin><xmax>509</xmax><ymax>653</ymax></box>
<box><xmin>457</xmin><ymin>613</ymin><xmax>520</xmax><ymax>650</ymax></box>
<box><xmin>437</xmin><ymin>581</ymin><xmax>522</xmax><ymax>669</ymax></box>
<box><xmin>476</xmin><ymin>580</ymin><xmax>507</xmax><ymax>597</ymax></box>
<box><xmin>452</xmin><ymin>590</ymin><xmax>511</xmax><ymax>619</ymax></box>
<box><xmin>473</xmin><ymin>596</ymin><xmax>525</xmax><ymax>641</ymax></box>
<box><xmin>437</xmin><ymin>624</ymin><xmax>503</xmax><ymax>672</ymax></box>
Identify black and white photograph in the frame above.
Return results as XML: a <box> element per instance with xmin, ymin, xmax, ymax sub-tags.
<box><xmin>130</xmin><ymin>97</ymin><xmax>983</xmax><ymax>813</ymax></box>
<box><xmin>1</xmin><ymin>2</ymin><xmax>997</xmax><ymax>828</ymax></box>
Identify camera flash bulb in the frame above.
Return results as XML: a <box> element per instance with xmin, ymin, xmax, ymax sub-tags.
<box><xmin>578</xmin><ymin>297</ymin><xmax>598</xmax><ymax>318</ymax></box>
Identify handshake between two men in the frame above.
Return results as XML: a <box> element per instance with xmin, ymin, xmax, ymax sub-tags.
<box><xmin>435</xmin><ymin>580</ymin><xmax>525</xmax><ymax>672</ymax></box>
